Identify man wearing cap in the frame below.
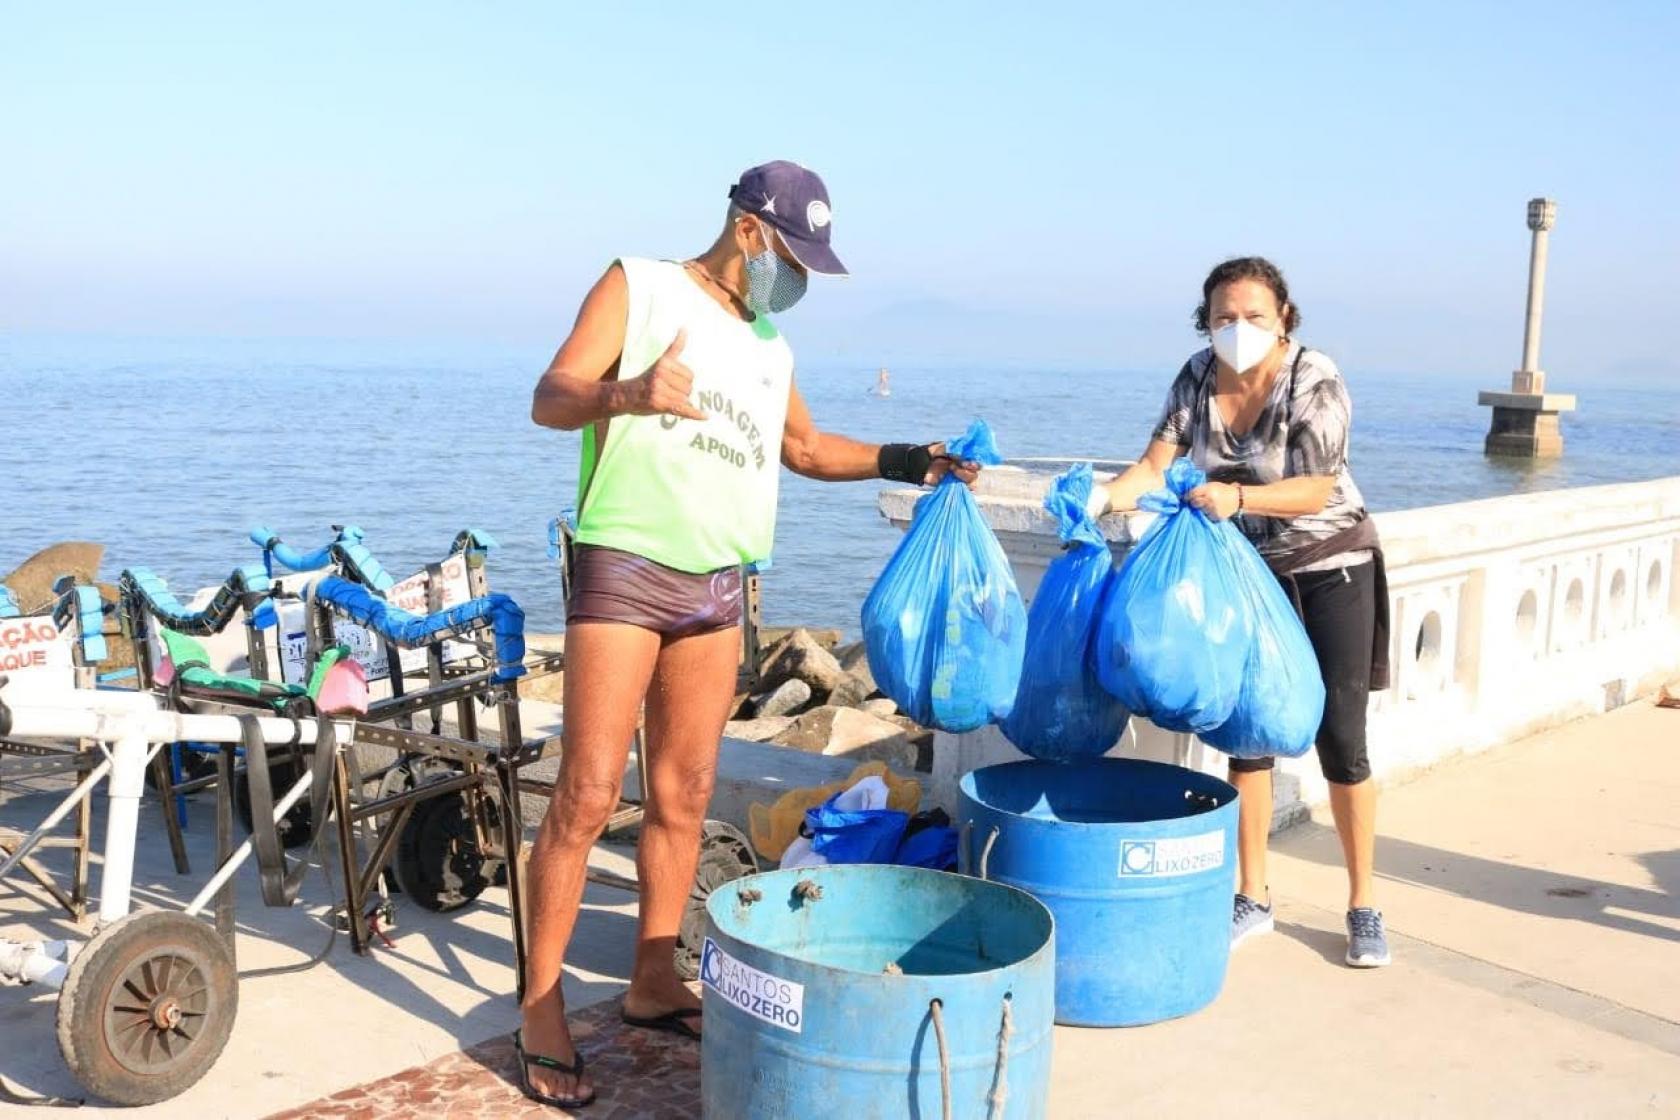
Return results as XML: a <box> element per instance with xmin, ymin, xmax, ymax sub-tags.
<box><xmin>518</xmin><ymin>161</ymin><xmax>976</xmax><ymax>1107</ymax></box>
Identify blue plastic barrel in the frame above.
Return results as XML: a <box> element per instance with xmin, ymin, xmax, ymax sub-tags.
<box><xmin>958</xmin><ymin>757</ymin><xmax>1238</xmax><ymax>1027</ymax></box>
<box><xmin>701</xmin><ymin>865</ymin><xmax>1055</xmax><ymax>1120</ymax></box>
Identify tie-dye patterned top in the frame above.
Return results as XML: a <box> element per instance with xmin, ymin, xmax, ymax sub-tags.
<box><xmin>1152</xmin><ymin>342</ymin><xmax>1371</xmax><ymax>572</ymax></box>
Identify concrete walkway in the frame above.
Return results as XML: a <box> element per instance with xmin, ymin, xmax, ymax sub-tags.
<box><xmin>1</xmin><ymin>700</ymin><xmax>1676</xmax><ymax>1117</ymax></box>
<box><xmin>1052</xmin><ymin>699</ymin><xmax>1680</xmax><ymax>1118</ymax></box>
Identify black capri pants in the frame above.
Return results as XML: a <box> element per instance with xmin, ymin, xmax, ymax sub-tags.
<box><xmin>1228</xmin><ymin>559</ymin><xmax>1376</xmax><ymax>785</ymax></box>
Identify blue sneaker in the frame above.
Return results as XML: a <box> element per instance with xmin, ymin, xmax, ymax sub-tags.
<box><xmin>1346</xmin><ymin>907</ymin><xmax>1392</xmax><ymax>968</ymax></box>
<box><xmin>1231</xmin><ymin>893</ymin><xmax>1273</xmax><ymax>948</ymax></box>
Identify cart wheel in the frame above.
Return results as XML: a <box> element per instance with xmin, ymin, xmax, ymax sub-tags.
<box><xmin>374</xmin><ymin>759</ymin><xmax>454</xmax><ymax>892</ymax></box>
<box><xmin>393</xmin><ymin>789</ymin><xmax>496</xmax><ymax>912</ymax></box>
<box><xmin>233</xmin><ymin>754</ymin><xmax>317</xmax><ymax>851</ymax></box>
<box><xmin>674</xmin><ymin>821</ymin><xmax>758</xmax><ymax>980</ymax></box>
<box><xmin>56</xmin><ymin>911</ymin><xmax>237</xmax><ymax>1107</ymax></box>
<box><xmin>373</xmin><ymin>757</ymin><xmax>455</xmax><ymax>805</ymax></box>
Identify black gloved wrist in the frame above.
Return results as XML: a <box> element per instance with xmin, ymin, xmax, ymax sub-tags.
<box><xmin>878</xmin><ymin>442</ymin><xmax>936</xmax><ymax>483</ymax></box>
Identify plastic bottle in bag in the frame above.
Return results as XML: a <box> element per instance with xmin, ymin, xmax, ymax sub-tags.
<box><xmin>862</xmin><ymin>420</ymin><xmax>1027</xmax><ymax>733</ymax></box>
<box><xmin>1000</xmin><ymin>462</ymin><xmax>1130</xmax><ymax>760</ymax></box>
<box><xmin>1199</xmin><ymin>533</ymin><xmax>1326</xmax><ymax>758</ymax></box>
<box><xmin>1093</xmin><ymin>459</ymin><xmax>1251</xmax><ymax>734</ymax></box>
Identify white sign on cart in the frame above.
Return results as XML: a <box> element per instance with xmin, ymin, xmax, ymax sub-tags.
<box><xmin>0</xmin><ymin>614</ymin><xmax>74</xmax><ymax>684</ymax></box>
<box><xmin>275</xmin><ymin>555</ymin><xmax>480</xmax><ymax>685</ymax></box>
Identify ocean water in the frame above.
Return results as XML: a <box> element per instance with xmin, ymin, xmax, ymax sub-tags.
<box><xmin>4</xmin><ymin>337</ymin><xmax>1676</xmax><ymax>635</ymax></box>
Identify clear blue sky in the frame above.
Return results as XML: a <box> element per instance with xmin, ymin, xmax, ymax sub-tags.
<box><xmin>3</xmin><ymin>2</ymin><xmax>1675</xmax><ymax>379</ymax></box>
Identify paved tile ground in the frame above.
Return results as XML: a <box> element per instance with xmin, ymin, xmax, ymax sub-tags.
<box><xmin>264</xmin><ymin>995</ymin><xmax>699</xmax><ymax>1120</ymax></box>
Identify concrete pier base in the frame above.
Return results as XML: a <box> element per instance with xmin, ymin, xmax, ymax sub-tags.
<box><xmin>1478</xmin><ymin>385</ymin><xmax>1576</xmax><ymax>458</ymax></box>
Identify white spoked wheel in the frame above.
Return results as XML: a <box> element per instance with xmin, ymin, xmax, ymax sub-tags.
<box><xmin>56</xmin><ymin>911</ymin><xmax>239</xmax><ymax>1106</ymax></box>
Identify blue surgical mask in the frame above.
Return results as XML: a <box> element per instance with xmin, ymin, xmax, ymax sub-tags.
<box><xmin>744</xmin><ymin>226</ymin><xmax>807</xmax><ymax>315</ymax></box>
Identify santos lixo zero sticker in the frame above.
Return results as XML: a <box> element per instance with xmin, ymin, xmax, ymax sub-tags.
<box><xmin>700</xmin><ymin>938</ymin><xmax>805</xmax><ymax>1033</ymax></box>
<box><xmin>1119</xmin><ymin>832</ymin><xmax>1226</xmax><ymax>878</ymax></box>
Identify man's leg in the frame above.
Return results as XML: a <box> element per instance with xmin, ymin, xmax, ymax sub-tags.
<box><xmin>519</xmin><ymin>621</ymin><xmax>661</xmax><ymax>1100</ymax></box>
<box><xmin>622</xmin><ymin>624</ymin><xmax>742</xmax><ymax>1025</ymax></box>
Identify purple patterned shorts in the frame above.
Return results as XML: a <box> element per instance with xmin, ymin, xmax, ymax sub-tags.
<box><xmin>566</xmin><ymin>545</ymin><xmax>743</xmax><ymax>637</ymax></box>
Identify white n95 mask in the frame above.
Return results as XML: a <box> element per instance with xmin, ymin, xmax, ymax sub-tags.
<box><xmin>1211</xmin><ymin>319</ymin><xmax>1280</xmax><ymax>374</ymax></box>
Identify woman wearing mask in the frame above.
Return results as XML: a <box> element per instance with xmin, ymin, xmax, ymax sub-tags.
<box><xmin>1089</xmin><ymin>257</ymin><xmax>1393</xmax><ymax>969</ymax></box>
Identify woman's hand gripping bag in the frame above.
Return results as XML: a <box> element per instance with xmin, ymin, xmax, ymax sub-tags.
<box><xmin>1200</xmin><ymin>538</ymin><xmax>1326</xmax><ymax>758</ymax></box>
<box><xmin>1000</xmin><ymin>463</ymin><xmax>1130</xmax><ymax>760</ymax></box>
<box><xmin>1093</xmin><ymin>458</ymin><xmax>1252</xmax><ymax>734</ymax></box>
<box><xmin>862</xmin><ymin>420</ymin><xmax>1027</xmax><ymax>733</ymax></box>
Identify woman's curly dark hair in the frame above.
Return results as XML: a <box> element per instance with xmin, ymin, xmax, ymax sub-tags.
<box><xmin>1193</xmin><ymin>257</ymin><xmax>1301</xmax><ymax>336</ymax></box>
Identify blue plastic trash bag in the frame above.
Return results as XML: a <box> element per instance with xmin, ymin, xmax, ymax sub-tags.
<box><xmin>1093</xmin><ymin>459</ymin><xmax>1252</xmax><ymax>734</ymax></box>
<box><xmin>1000</xmin><ymin>463</ymin><xmax>1131</xmax><ymax>760</ymax></box>
<box><xmin>895</xmin><ymin>825</ymin><xmax>959</xmax><ymax>871</ymax></box>
<box><xmin>862</xmin><ymin>420</ymin><xmax>1028</xmax><ymax>733</ymax></box>
<box><xmin>805</xmin><ymin>791</ymin><xmax>909</xmax><ymax>865</ymax></box>
<box><xmin>1200</xmin><ymin>539</ymin><xmax>1326</xmax><ymax>758</ymax></box>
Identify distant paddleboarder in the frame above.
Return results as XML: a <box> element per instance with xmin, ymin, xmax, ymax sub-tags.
<box><xmin>871</xmin><ymin>367</ymin><xmax>891</xmax><ymax>397</ymax></box>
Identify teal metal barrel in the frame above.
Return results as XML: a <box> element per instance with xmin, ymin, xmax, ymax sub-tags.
<box><xmin>958</xmin><ymin>758</ymin><xmax>1238</xmax><ymax>1027</ymax></box>
<box><xmin>701</xmin><ymin>864</ymin><xmax>1055</xmax><ymax>1120</ymax></box>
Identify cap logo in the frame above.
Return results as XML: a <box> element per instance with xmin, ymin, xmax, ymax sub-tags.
<box><xmin>806</xmin><ymin>200</ymin><xmax>831</xmax><ymax>232</ymax></box>
<box><xmin>760</xmin><ymin>195</ymin><xmax>778</xmax><ymax>216</ymax></box>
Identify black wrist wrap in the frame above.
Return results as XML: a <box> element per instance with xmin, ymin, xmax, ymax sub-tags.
<box><xmin>878</xmin><ymin>443</ymin><xmax>935</xmax><ymax>483</ymax></box>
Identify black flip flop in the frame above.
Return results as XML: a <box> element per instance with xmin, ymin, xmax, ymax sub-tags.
<box><xmin>513</xmin><ymin>1028</ymin><xmax>596</xmax><ymax>1110</ymax></box>
<box><xmin>620</xmin><ymin>1006</ymin><xmax>703</xmax><ymax>1041</ymax></box>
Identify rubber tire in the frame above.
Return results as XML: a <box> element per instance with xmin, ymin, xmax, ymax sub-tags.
<box><xmin>392</xmin><ymin>788</ymin><xmax>494</xmax><ymax>913</ymax></box>
<box><xmin>374</xmin><ymin>759</ymin><xmax>455</xmax><ymax>893</ymax></box>
<box><xmin>56</xmin><ymin>912</ymin><xmax>238</xmax><ymax>1107</ymax></box>
<box><xmin>674</xmin><ymin>820</ymin><xmax>758</xmax><ymax>980</ymax></box>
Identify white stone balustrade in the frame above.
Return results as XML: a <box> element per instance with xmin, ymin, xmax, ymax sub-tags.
<box><xmin>878</xmin><ymin>464</ymin><xmax>1680</xmax><ymax>827</ymax></box>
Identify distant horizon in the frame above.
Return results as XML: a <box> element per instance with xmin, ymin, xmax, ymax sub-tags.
<box><xmin>4</xmin><ymin>328</ymin><xmax>1673</xmax><ymax>391</ymax></box>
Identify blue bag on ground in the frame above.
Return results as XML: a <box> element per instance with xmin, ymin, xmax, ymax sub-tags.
<box><xmin>894</xmin><ymin>825</ymin><xmax>959</xmax><ymax>871</ymax></box>
<box><xmin>1093</xmin><ymin>459</ymin><xmax>1252</xmax><ymax>734</ymax></box>
<box><xmin>805</xmin><ymin>791</ymin><xmax>909</xmax><ymax>865</ymax></box>
<box><xmin>1000</xmin><ymin>463</ymin><xmax>1131</xmax><ymax>760</ymax></box>
<box><xmin>1200</xmin><ymin>538</ymin><xmax>1326</xmax><ymax>758</ymax></box>
<box><xmin>862</xmin><ymin>420</ymin><xmax>1028</xmax><ymax>733</ymax></box>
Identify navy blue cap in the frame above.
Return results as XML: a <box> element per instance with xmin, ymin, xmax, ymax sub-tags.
<box><xmin>728</xmin><ymin>161</ymin><xmax>847</xmax><ymax>276</ymax></box>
